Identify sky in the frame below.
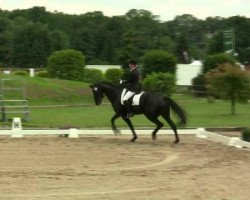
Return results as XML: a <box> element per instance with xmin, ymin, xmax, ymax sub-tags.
<box><xmin>0</xmin><ymin>0</ymin><xmax>249</xmax><ymax>21</ymax></box>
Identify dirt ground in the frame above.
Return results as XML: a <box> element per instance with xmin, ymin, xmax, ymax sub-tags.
<box><xmin>0</xmin><ymin>134</ymin><xmax>249</xmax><ymax>200</ymax></box>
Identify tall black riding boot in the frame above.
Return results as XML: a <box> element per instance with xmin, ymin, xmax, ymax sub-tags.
<box><xmin>124</xmin><ymin>100</ymin><xmax>134</xmax><ymax>118</ymax></box>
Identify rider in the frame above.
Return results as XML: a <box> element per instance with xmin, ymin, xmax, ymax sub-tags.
<box><xmin>120</xmin><ymin>60</ymin><xmax>141</xmax><ymax>118</ymax></box>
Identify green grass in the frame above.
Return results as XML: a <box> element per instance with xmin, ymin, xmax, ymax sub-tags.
<box><xmin>0</xmin><ymin>74</ymin><xmax>92</xmax><ymax>105</ymax></box>
<box><xmin>0</xmin><ymin>74</ymin><xmax>249</xmax><ymax>128</ymax></box>
<box><xmin>181</xmin><ymin>99</ymin><xmax>250</xmax><ymax>127</ymax></box>
<box><xmin>1</xmin><ymin>100</ymin><xmax>249</xmax><ymax>128</ymax></box>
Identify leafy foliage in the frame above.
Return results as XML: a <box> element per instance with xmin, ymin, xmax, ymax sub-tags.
<box><xmin>142</xmin><ymin>72</ymin><xmax>176</xmax><ymax>96</ymax></box>
<box><xmin>36</xmin><ymin>70</ymin><xmax>50</xmax><ymax>78</ymax></box>
<box><xmin>205</xmin><ymin>63</ymin><xmax>250</xmax><ymax>114</ymax></box>
<box><xmin>142</xmin><ymin>50</ymin><xmax>176</xmax><ymax>77</ymax></box>
<box><xmin>47</xmin><ymin>49</ymin><xmax>85</xmax><ymax>81</ymax></box>
<box><xmin>207</xmin><ymin>31</ymin><xmax>224</xmax><ymax>54</ymax></box>
<box><xmin>0</xmin><ymin>7</ymin><xmax>249</xmax><ymax>67</ymax></box>
<box><xmin>12</xmin><ymin>22</ymin><xmax>51</xmax><ymax>67</ymax></box>
<box><xmin>105</xmin><ymin>68</ymin><xmax>124</xmax><ymax>84</ymax></box>
<box><xmin>13</xmin><ymin>70</ymin><xmax>29</xmax><ymax>76</ymax></box>
<box><xmin>202</xmin><ymin>53</ymin><xmax>235</xmax><ymax>74</ymax></box>
<box><xmin>49</xmin><ymin>30</ymin><xmax>69</xmax><ymax>53</ymax></box>
<box><xmin>83</xmin><ymin>68</ymin><xmax>105</xmax><ymax>83</ymax></box>
<box><xmin>176</xmin><ymin>33</ymin><xmax>190</xmax><ymax>63</ymax></box>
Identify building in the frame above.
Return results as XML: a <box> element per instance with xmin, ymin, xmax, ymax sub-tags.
<box><xmin>176</xmin><ymin>60</ymin><xmax>202</xmax><ymax>86</ymax></box>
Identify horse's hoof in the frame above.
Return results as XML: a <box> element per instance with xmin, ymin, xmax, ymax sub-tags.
<box><xmin>152</xmin><ymin>135</ymin><xmax>157</xmax><ymax>140</ymax></box>
<box><xmin>113</xmin><ymin>130</ymin><xmax>120</xmax><ymax>135</ymax></box>
<box><xmin>130</xmin><ymin>138</ymin><xmax>137</xmax><ymax>142</ymax></box>
<box><xmin>174</xmin><ymin>140</ymin><xmax>180</xmax><ymax>144</ymax></box>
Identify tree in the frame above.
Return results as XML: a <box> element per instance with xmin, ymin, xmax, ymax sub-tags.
<box><xmin>157</xmin><ymin>36</ymin><xmax>176</xmax><ymax>55</ymax></box>
<box><xmin>117</xmin><ymin>9</ymin><xmax>161</xmax><ymax>68</ymax></box>
<box><xmin>142</xmin><ymin>72</ymin><xmax>176</xmax><ymax>96</ymax></box>
<box><xmin>165</xmin><ymin>14</ymin><xmax>206</xmax><ymax>57</ymax></box>
<box><xmin>207</xmin><ymin>31</ymin><xmax>224</xmax><ymax>54</ymax></box>
<box><xmin>202</xmin><ymin>53</ymin><xmax>235</xmax><ymax>74</ymax></box>
<box><xmin>204</xmin><ymin>16</ymin><xmax>226</xmax><ymax>35</ymax></box>
<box><xmin>0</xmin><ymin>16</ymin><xmax>12</xmax><ymax>66</ymax></box>
<box><xmin>12</xmin><ymin>22</ymin><xmax>51</xmax><ymax>67</ymax></box>
<box><xmin>142</xmin><ymin>50</ymin><xmax>176</xmax><ymax>77</ymax></box>
<box><xmin>225</xmin><ymin>16</ymin><xmax>250</xmax><ymax>63</ymax></box>
<box><xmin>27</xmin><ymin>6</ymin><xmax>48</xmax><ymax>23</ymax></box>
<box><xmin>47</xmin><ymin>49</ymin><xmax>85</xmax><ymax>81</ymax></box>
<box><xmin>49</xmin><ymin>30</ymin><xmax>69</xmax><ymax>52</ymax></box>
<box><xmin>97</xmin><ymin>16</ymin><xmax>127</xmax><ymax>64</ymax></box>
<box><xmin>70</xmin><ymin>27</ymin><xmax>94</xmax><ymax>63</ymax></box>
<box><xmin>1</xmin><ymin>7</ymin><xmax>250</xmax><ymax>67</ymax></box>
<box><xmin>176</xmin><ymin>33</ymin><xmax>190</xmax><ymax>63</ymax></box>
<box><xmin>205</xmin><ymin>64</ymin><xmax>250</xmax><ymax>114</ymax></box>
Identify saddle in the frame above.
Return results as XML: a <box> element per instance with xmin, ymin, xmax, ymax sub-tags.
<box><xmin>120</xmin><ymin>89</ymin><xmax>144</xmax><ymax>106</ymax></box>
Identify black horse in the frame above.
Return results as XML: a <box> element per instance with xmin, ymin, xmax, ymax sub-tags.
<box><xmin>90</xmin><ymin>82</ymin><xmax>187</xmax><ymax>143</ymax></box>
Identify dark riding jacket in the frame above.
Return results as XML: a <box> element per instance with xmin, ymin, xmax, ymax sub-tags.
<box><xmin>123</xmin><ymin>68</ymin><xmax>141</xmax><ymax>93</ymax></box>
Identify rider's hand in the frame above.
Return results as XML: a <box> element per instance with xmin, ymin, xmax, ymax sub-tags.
<box><xmin>119</xmin><ymin>79</ymin><xmax>123</xmax><ymax>84</ymax></box>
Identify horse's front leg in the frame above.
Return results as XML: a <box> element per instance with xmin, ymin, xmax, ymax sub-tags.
<box><xmin>122</xmin><ymin>117</ymin><xmax>137</xmax><ymax>142</ymax></box>
<box><xmin>111</xmin><ymin>113</ymin><xmax>121</xmax><ymax>135</ymax></box>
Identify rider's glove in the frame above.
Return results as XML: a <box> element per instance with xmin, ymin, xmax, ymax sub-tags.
<box><xmin>119</xmin><ymin>79</ymin><xmax>123</xmax><ymax>84</ymax></box>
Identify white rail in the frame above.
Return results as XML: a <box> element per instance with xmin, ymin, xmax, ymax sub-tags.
<box><xmin>196</xmin><ymin>128</ymin><xmax>250</xmax><ymax>149</ymax></box>
<box><xmin>0</xmin><ymin>128</ymin><xmax>197</xmax><ymax>138</ymax></box>
<box><xmin>1</xmin><ymin>118</ymin><xmax>249</xmax><ymax>149</ymax></box>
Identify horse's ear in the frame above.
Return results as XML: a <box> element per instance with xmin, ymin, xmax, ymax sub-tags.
<box><xmin>89</xmin><ymin>85</ymin><xmax>93</xmax><ymax>88</ymax></box>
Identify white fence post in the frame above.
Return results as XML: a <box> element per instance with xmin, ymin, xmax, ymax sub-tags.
<box><xmin>29</xmin><ymin>68</ymin><xmax>35</xmax><ymax>77</ymax></box>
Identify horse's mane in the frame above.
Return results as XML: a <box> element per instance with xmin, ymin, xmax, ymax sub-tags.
<box><xmin>96</xmin><ymin>81</ymin><xmax>121</xmax><ymax>90</ymax></box>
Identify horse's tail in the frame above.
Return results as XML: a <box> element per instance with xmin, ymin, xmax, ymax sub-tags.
<box><xmin>164</xmin><ymin>97</ymin><xmax>187</xmax><ymax>127</ymax></box>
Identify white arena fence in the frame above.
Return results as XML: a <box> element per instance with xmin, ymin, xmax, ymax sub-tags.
<box><xmin>0</xmin><ymin>127</ymin><xmax>196</xmax><ymax>138</ymax></box>
<box><xmin>196</xmin><ymin>128</ymin><xmax>250</xmax><ymax>149</ymax></box>
<box><xmin>0</xmin><ymin>118</ymin><xmax>249</xmax><ymax>149</ymax></box>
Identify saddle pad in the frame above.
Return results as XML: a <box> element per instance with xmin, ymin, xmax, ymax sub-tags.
<box><xmin>121</xmin><ymin>89</ymin><xmax>144</xmax><ymax>106</ymax></box>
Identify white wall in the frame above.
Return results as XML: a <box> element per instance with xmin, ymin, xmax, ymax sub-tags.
<box><xmin>176</xmin><ymin>63</ymin><xmax>202</xmax><ymax>86</ymax></box>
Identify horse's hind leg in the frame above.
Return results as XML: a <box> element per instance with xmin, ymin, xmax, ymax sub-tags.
<box><xmin>162</xmin><ymin>113</ymin><xmax>180</xmax><ymax>143</ymax></box>
<box><xmin>145</xmin><ymin>116</ymin><xmax>164</xmax><ymax>140</ymax></box>
<box><xmin>122</xmin><ymin>117</ymin><xmax>137</xmax><ymax>142</ymax></box>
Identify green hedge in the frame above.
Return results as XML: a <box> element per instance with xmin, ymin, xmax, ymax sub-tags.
<box><xmin>142</xmin><ymin>72</ymin><xmax>176</xmax><ymax>96</ymax></box>
<box><xmin>13</xmin><ymin>70</ymin><xmax>29</xmax><ymax>76</ymax></box>
<box><xmin>36</xmin><ymin>71</ymin><xmax>50</xmax><ymax>78</ymax></box>
<box><xmin>47</xmin><ymin>49</ymin><xmax>85</xmax><ymax>81</ymax></box>
<box><xmin>142</xmin><ymin>50</ymin><xmax>177</xmax><ymax>77</ymax></box>
<box><xmin>105</xmin><ymin>68</ymin><xmax>124</xmax><ymax>84</ymax></box>
<box><xmin>83</xmin><ymin>68</ymin><xmax>105</xmax><ymax>83</ymax></box>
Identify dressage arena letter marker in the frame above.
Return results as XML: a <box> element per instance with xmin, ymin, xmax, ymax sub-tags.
<box><xmin>11</xmin><ymin>117</ymin><xmax>23</xmax><ymax>138</ymax></box>
<box><xmin>196</xmin><ymin>128</ymin><xmax>207</xmax><ymax>139</ymax></box>
<box><xmin>68</xmin><ymin>128</ymin><xmax>79</xmax><ymax>138</ymax></box>
<box><xmin>228</xmin><ymin>137</ymin><xmax>242</xmax><ymax>148</ymax></box>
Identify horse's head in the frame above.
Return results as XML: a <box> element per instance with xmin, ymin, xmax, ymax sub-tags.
<box><xmin>89</xmin><ymin>84</ymin><xmax>104</xmax><ymax>105</ymax></box>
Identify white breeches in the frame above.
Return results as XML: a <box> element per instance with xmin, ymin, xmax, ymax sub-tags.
<box><xmin>122</xmin><ymin>91</ymin><xmax>135</xmax><ymax>101</ymax></box>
